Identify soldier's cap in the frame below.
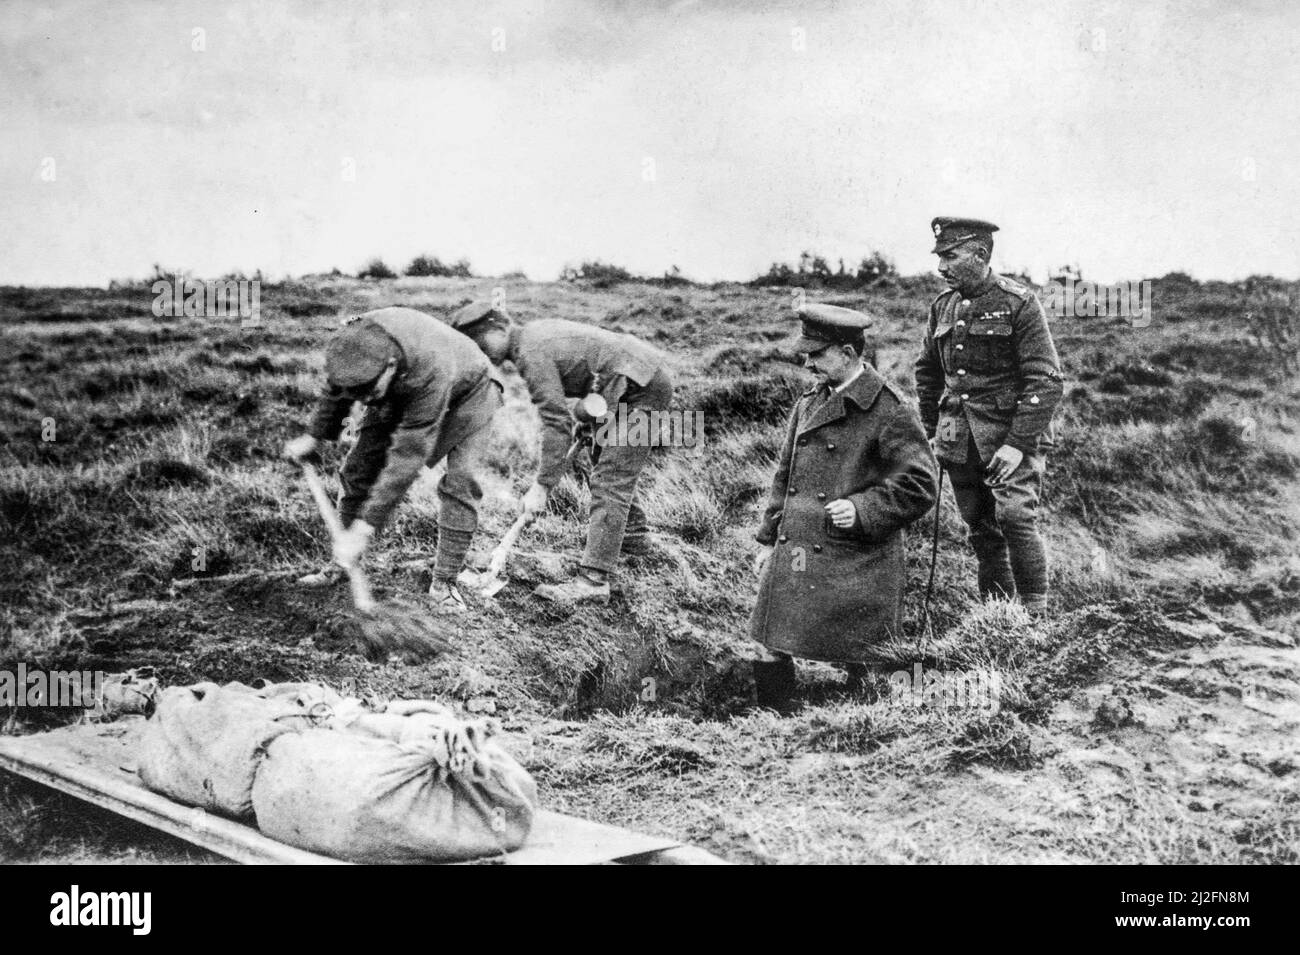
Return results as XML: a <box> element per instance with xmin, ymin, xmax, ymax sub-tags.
<box><xmin>794</xmin><ymin>303</ymin><xmax>876</xmax><ymax>354</ymax></box>
<box><xmin>449</xmin><ymin>301</ymin><xmax>509</xmax><ymax>335</ymax></box>
<box><xmin>931</xmin><ymin>217</ymin><xmax>999</xmax><ymax>254</ymax></box>
<box><xmin>324</xmin><ymin>320</ymin><xmax>398</xmax><ymax>390</ymax></box>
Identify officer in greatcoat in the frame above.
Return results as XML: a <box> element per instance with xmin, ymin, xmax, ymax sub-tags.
<box><xmin>750</xmin><ymin>304</ymin><xmax>938</xmax><ymax>705</ymax></box>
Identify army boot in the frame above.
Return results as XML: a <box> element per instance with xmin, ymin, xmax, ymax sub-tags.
<box><xmin>754</xmin><ymin>653</ymin><xmax>798</xmax><ymax>712</ymax></box>
<box><xmin>533</xmin><ymin>569</ymin><xmax>611</xmax><ymax>605</ymax></box>
<box><xmin>428</xmin><ymin>579</ymin><xmax>471</xmax><ymax>616</ymax></box>
<box><xmin>621</xmin><ymin>531</ymin><xmax>668</xmax><ymax>563</ymax></box>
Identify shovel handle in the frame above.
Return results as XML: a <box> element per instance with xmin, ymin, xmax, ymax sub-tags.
<box><xmin>302</xmin><ymin>463</ymin><xmax>344</xmax><ymax>538</ymax></box>
<box><xmin>487</xmin><ymin>510</ymin><xmax>537</xmax><ymax>577</ymax></box>
<box><xmin>301</xmin><ymin>463</ymin><xmax>375</xmax><ymax>612</ymax></box>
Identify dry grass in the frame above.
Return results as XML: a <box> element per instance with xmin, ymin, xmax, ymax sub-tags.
<box><xmin>1</xmin><ymin>276</ymin><xmax>1298</xmax><ymax>863</ymax></box>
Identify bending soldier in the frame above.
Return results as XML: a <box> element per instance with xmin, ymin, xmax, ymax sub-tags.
<box><xmin>284</xmin><ymin>306</ymin><xmax>502</xmax><ymax>614</ymax></box>
<box><xmin>453</xmin><ymin>304</ymin><xmax>673</xmax><ymax>604</ymax></box>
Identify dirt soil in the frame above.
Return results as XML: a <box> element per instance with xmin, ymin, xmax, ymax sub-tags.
<box><xmin>1</xmin><ymin>275</ymin><xmax>1297</xmax><ymax>863</ymax></box>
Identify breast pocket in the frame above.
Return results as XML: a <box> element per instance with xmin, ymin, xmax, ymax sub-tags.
<box><xmin>967</xmin><ymin>320</ymin><xmax>1014</xmax><ymax>370</ymax></box>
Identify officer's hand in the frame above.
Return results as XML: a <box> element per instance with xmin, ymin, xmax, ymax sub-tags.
<box><xmin>333</xmin><ymin>521</ymin><xmax>374</xmax><ymax>568</ymax></box>
<box><xmin>986</xmin><ymin>445</ymin><xmax>1025</xmax><ymax>485</ymax></box>
<box><xmin>522</xmin><ymin>482</ymin><xmax>550</xmax><ymax>516</ymax></box>
<box><xmin>754</xmin><ymin>545</ymin><xmax>774</xmax><ymax>577</ymax></box>
<box><xmin>283</xmin><ymin>434</ymin><xmax>318</xmax><ymax>462</ymax></box>
<box><xmin>824</xmin><ymin>499</ymin><xmax>857</xmax><ymax>529</ymax></box>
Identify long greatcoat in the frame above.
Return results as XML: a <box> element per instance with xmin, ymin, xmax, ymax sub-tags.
<box><xmin>749</xmin><ymin>365</ymin><xmax>938</xmax><ymax>662</ymax></box>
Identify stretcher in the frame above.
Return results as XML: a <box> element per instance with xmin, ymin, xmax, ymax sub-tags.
<box><xmin>0</xmin><ymin>720</ymin><xmax>726</xmax><ymax>865</ymax></box>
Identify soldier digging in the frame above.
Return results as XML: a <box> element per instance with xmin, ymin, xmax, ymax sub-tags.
<box><xmin>283</xmin><ymin>307</ymin><xmax>503</xmax><ymax>614</ymax></box>
<box><xmin>452</xmin><ymin>303</ymin><xmax>673</xmax><ymax>604</ymax></box>
<box><xmin>750</xmin><ymin>304</ymin><xmax>938</xmax><ymax>708</ymax></box>
<box><xmin>914</xmin><ymin>218</ymin><xmax>1064</xmax><ymax>617</ymax></box>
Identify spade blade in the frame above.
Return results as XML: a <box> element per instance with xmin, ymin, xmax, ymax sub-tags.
<box><xmin>480</xmin><ymin>574</ymin><xmax>508</xmax><ymax>598</ymax></box>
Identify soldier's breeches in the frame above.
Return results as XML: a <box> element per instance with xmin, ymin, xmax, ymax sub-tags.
<box><xmin>581</xmin><ymin>371</ymin><xmax>671</xmax><ymax>574</ymax></box>
<box><xmin>582</xmin><ymin>436</ymin><xmax>651</xmax><ymax>574</ymax></box>
<box><xmin>945</xmin><ymin>444</ymin><xmax>1048</xmax><ymax>606</ymax></box>
<box><xmin>432</xmin><ymin>427</ymin><xmax>490</xmax><ymax>582</ymax></box>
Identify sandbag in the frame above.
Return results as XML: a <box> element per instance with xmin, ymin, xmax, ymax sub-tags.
<box><xmin>136</xmin><ymin>682</ymin><xmax>314</xmax><ymax>819</ymax></box>
<box><xmin>252</xmin><ymin>706</ymin><xmax>538</xmax><ymax>863</ymax></box>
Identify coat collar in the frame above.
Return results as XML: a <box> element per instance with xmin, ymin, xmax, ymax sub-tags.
<box><xmin>797</xmin><ymin>364</ymin><xmax>885</xmax><ymax>434</ymax></box>
<box><xmin>957</xmin><ymin>268</ymin><xmax>999</xmax><ymax>299</ymax></box>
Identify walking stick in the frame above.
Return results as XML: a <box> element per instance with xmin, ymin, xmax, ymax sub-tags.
<box><xmin>921</xmin><ymin>468</ymin><xmax>946</xmax><ymax>658</ymax></box>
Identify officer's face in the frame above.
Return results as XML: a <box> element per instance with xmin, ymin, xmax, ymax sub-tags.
<box><xmin>804</xmin><ymin>343</ymin><xmax>858</xmax><ymax>385</ymax></box>
<box><xmin>937</xmin><ymin>242</ymin><xmax>989</xmax><ymax>289</ymax></box>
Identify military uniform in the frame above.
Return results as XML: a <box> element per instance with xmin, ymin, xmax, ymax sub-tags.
<box><xmin>751</xmin><ymin>305</ymin><xmax>938</xmax><ymax>665</ymax></box>
<box><xmin>308</xmin><ymin>306</ymin><xmax>502</xmax><ymax>583</ymax></box>
<box><xmin>453</xmin><ymin>312</ymin><xmax>672</xmax><ymax>576</ymax></box>
<box><xmin>914</xmin><ymin>218</ymin><xmax>1064</xmax><ymax>611</ymax></box>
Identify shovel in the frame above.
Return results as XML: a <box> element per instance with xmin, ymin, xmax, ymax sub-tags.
<box><xmin>478</xmin><ymin>510</ymin><xmax>537</xmax><ymax>597</ymax></box>
<box><xmin>300</xmin><ymin>463</ymin><xmax>449</xmax><ymax>660</ymax></box>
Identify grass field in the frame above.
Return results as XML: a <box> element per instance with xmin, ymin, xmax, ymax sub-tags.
<box><xmin>1</xmin><ymin>273</ymin><xmax>1297</xmax><ymax>863</ymax></box>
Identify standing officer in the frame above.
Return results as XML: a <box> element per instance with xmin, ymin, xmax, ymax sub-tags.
<box><xmin>914</xmin><ymin>218</ymin><xmax>1064</xmax><ymax>617</ymax></box>
<box><xmin>750</xmin><ymin>304</ymin><xmax>937</xmax><ymax>706</ymax></box>
<box><xmin>283</xmin><ymin>306</ymin><xmax>502</xmax><ymax>613</ymax></box>
<box><xmin>451</xmin><ymin>303</ymin><xmax>673</xmax><ymax>604</ymax></box>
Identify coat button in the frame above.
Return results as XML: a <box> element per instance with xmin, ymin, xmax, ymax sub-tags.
<box><xmin>957</xmin><ymin>368</ymin><xmax>966</xmax><ymax>375</ymax></box>
<box><xmin>955</xmin><ymin>344</ymin><xmax>964</xmax><ymax>350</ymax></box>
<box><xmin>956</xmin><ymin>320</ymin><xmax>966</xmax><ymax>327</ymax></box>
<box><xmin>813</xmin><ymin>545</ymin><xmax>823</xmax><ymax>553</ymax></box>
<box><xmin>797</xmin><ymin>437</ymin><xmax>808</xmax><ymax>446</ymax></box>
<box><xmin>826</xmin><ymin>442</ymin><xmax>836</xmax><ymax>450</ymax></box>
<box><xmin>778</xmin><ymin>534</ymin><xmax>788</xmax><ymax>543</ymax></box>
<box><xmin>816</xmin><ymin>492</ymin><xmax>826</xmax><ymax>501</ymax></box>
<box><xmin>788</xmin><ymin>487</ymin><xmax>797</xmax><ymax>495</ymax></box>
<box><xmin>961</xmin><ymin>299</ymin><xmax>970</xmax><ymax>306</ymax></box>
<box><xmin>961</xmin><ymin>393</ymin><xmax>969</xmax><ymax>400</ymax></box>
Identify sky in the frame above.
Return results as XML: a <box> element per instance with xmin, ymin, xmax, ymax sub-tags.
<box><xmin>2</xmin><ymin>0</ymin><xmax>1297</xmax><ymax>286</ymax></box>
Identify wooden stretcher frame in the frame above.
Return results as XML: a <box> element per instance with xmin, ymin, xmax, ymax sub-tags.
<box><xmin>0</xmin><ymin>720</ymin><xmax>727</xmax><ymax>865</ymax></box>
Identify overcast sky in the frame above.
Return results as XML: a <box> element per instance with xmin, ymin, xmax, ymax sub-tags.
<box><xmin>2</xmin><ymin>0</ymin><xmax>1296</xmax><ymax>286</ymax></box>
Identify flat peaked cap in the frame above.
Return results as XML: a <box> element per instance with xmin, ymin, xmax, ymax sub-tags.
<box><xmin>324</xmin><ymin>320</ymin><xmax>396</xmax><ymax>389</ymax></box>
<box><xmin>931</xmin><ymin>217</ymin><xmax>999</xmax><ymax>253</ymax></box>
<box><xmin>450</xmin><ymin>301</ymin><xmax>508</xmax><ymax>333</ymax></box>
<box><xmin>795</xmin><ymin>303</ymin><xmax>875</xmax><ymax>353</ymax></box>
